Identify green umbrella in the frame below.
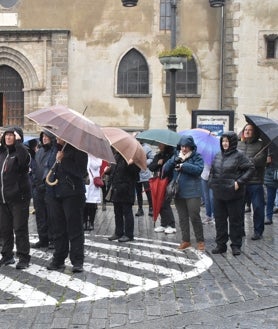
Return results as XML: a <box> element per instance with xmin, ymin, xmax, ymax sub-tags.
<box><xmin>136</xmin><ymin>129</ymin><xmax>180</xmax><ymax>147</ymax></box>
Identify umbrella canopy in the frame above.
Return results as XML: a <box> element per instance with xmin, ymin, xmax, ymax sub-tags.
<box><xmin>26</xmin><ymin>105</ymin><xmax>115</xmax><ymax>163</ymax></box>
<box><xmin>101</xmin><ymin>127</ymin><xmax>147</xmax><ymax>170</ymax></box>
<box><xmin>136</xmin><ymin>129</ymin><xmax>180</xmax><ymax>147</ymax></box>
<box><xmin>244</xmin><ymin>114</ymin><xmax>278</xmax><ymax>149</ymax></box>
<box><xmin>149</xmin><ymin>176</ymin><xmax>169</xmax><ymax>222</ymax></box>
<box><xmin>179</xmin><ymin>128</ymin><xmax>220</xmax><ymax>165</ymax></box>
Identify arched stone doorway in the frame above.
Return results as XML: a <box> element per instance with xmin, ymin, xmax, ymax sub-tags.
<box><xmin>0</xmin><ymin>64</ymin><xmax>24</xmax><ymax>127</ymax></box>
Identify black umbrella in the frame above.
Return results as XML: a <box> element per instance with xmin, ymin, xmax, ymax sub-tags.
<box><xmin>244</xmin><ymin>114</ymin><xmax>278</xmax><ymax>149</ymax></box>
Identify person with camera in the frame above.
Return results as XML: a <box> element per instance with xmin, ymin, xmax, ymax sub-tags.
<box><xmin>163</xmin><ymin>135</ymin><xmax>205</xmax><ymax>250</ymax></box>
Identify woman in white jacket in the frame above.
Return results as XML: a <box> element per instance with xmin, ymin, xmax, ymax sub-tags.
<box><xmin>84</xmin><ymin>154</ymin><xmax>102</xmax><ymax>231</ymax></box>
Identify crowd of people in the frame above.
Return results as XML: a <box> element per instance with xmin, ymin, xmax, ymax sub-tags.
<box><xmin>0</xmin><ymin>119</ymin><xmax>277</xmax><ymax>272</ymax></box>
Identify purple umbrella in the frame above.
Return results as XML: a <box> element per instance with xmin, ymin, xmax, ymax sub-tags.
<box><xmin>178</xmin><ymin>128</ymin><xmax>220</xmax><ymax>165</ymax></box>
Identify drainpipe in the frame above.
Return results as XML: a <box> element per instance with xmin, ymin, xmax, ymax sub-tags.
<box><xmin>219</xmin><ymin>5</ymin><xmax>225</xmax><ymax>110</ymax></box>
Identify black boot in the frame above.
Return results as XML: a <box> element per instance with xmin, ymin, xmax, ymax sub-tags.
<box><xmin>135</xmin><ymin>208</ymin><xmax>144</xmax><ymax>216</ymax></box>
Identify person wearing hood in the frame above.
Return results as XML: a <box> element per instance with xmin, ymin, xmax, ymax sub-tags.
<box><xmin>0</xmin><ymin>126</ymin><xmax>32</xmax><ymax>269</ymax></box>
<box><xmin>31</xmin><ymin>130</ymin><xmax>56</xmax><ymax>249</ymax></box>
<box><xmin>163</xmin><ymin>135</ymin><xmax>205</xmax><ymax>250</ymax></box>
<box><xmin>209</xmin><ymin>131</ymin><xmax>255</xmax><ymax>255</ymax></box>
<box><xmin>238</xmin><ymin>123</ymin><xmax>268</xmax><ymax>240</ymax></box>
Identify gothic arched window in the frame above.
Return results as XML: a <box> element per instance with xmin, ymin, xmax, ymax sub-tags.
<box><xmin>117</xmin><ymin>49</ymin><xmax>149</xmax><ymax>95</ymax></box>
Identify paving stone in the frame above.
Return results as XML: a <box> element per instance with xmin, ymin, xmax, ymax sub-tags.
<box><xmin>0</xmin><ymin>206</ymin><xmax>277</xmax><ymax>328</ymax></box>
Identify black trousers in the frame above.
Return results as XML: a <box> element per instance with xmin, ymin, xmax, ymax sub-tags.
<box><xmin>47</xmin><ymin>194</ymin><xmax>85</xmax><ymax>266</ymax></box>
<box><xmin>160</xmin><ymin>197</ymin><xmax>175</xmax><ymax>228</ymax></box>
<box><xmin>0</xmin><ymin>199</ymin><xmax>30</xmax><ymax>261</ymax></box>
<box><xmin>33</xmin><ymin>187</ymin><xmax>53</xmax><ymax>243</ymax></box>
<box><xmin>214</xmin><ymin>197</ymin><xmax>244</xmax><ymax>248</ymax></box>
<box><xmin>135</xmin><ymin>181</ymin><xmax>153</xmax><ymax>209</ymax></box>
<box><xmin>113</xmin><ymin>202</ymin><xmax>134</xmax><ymax>239</ymax></box>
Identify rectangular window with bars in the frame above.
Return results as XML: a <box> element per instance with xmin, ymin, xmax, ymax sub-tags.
<box><xmin>265</xmin><ymin>34</ymin><xmax>278</xmax><ymax>59</ymax></box>
<box><xmin>160</xmin><ymin>0</ymin><xmax>171</xmax><ymax>30</ymax></box>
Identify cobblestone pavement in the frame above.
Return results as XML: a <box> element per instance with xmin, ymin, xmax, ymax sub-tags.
<box><xmin>0</xmin><ymin>204</ymin><xmax>277</xmax><ymax>329</ymax></box>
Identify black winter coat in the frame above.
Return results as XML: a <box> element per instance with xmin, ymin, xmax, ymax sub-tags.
<box><xmin>237</xmin><ymin>124</ymin><xmax>267</xmax><ymax>185</ymax></box>
<box><xmin>149</xmin><ymin>145</ymin><xmax>174</xmax><ymax>179</ymax></box>
<box><xmin>108</xmin><ymin>152</ymin><xmax>140</xmax><ymax>204</ymax></box>
<box><xmin>0</xmin><ymin>138</ymin><xmax>31</xmax><ymax>203</ymax></box>
<box><xmin>209</xmin><ymin>131</ymin><xmax>255</xmax><ymax>201</ymax></box>
<box><xmin>47</xmin><ymin>144</ymin><xmax>88</xmax><ymax>198</ymax></box>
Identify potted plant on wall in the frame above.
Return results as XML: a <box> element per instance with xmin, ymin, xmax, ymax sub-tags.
<box><xmin>158</xmin><ymin>45</ymin><xmax>193</xmax><ymax>70</ymax></box>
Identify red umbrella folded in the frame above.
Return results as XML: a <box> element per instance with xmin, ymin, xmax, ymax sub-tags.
<box><xmin>149</xmin><ymin>176</ymin><xmax>169</xmax><ymax>222</ymax></box>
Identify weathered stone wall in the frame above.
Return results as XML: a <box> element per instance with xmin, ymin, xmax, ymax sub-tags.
<box><xmin>0</xmin><ymin>0</ymin><xmax>276</xmax><ymax>133</ymax></box>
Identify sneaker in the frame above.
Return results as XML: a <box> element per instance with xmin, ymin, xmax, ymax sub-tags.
<box><xmin>164</xmin><ymin>226</ymin><xmax>177</xmax><ymax>234</ymax></box>
<box><xmin>135</xmin><ymin>209</ymin><xmax>144</xmax><ymax>216</ymax></box>
<box><xmin>16</xmin><ymin>259</ymin><xmax>30</xmax><ymax>270</ymax></box>
<box><xmin>72</xmin><ymin>265</ymin><xmax>84</xmax><ymax>273</ymax></box>
<box><xmin>154</xmin><ymin>226</ymin><xmax>166</xmax><ymax>233</ymax></box>
<box><xmin>211</xmin><ymin>245</ymin><xmax>227</xmax><ymax>254</ymax></box>
<box><xmin>197</xmin><ymin>242</ymin><xmax>205</xmax><ymax>251</ymax></box>
<box><xmin>47</xmin><ymin>260</ymin><xmax>65</xmax><ymax>271</ymax></box>
<box><xmin>264</xmin><ymin>218</ymin><xmax>273</xmax><ymax>225</ymax></box>
<box><xmin>202</xmin><ymin>216</ymin><xmax>214</xmax><ymax>224</ymax></box>
<box><xmin>177</xmin><ymin>242</ymin><xmax>191</xmax><ymax>250</ymax></box>
<box><xmin>0</xmin><ymin>256</ymin><xmax>15</xmax><ymax>266</ymax></box>
<box><xmin>118</xmin><ymin>235</ymin><xmax>134</xmax><ymax>242</ymax></box>
<box><xmin>251</xmin><ymin>234</ymin><xmax>262</xmax><ymax>240</ymax></box>
<box><xmin>108</xmin><ymin>234</ymin><xmax>121</xmax><ymax>241</ymax></box>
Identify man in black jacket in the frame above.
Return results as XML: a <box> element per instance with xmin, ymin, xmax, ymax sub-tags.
<box><xmin>0</xmin><ymin>126</ymin><xmax>31</xmax><ymax>269</ymax></box>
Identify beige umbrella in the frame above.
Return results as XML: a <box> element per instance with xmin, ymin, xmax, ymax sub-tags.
<box><xmin>101</xmin><ymin>127</ymin><xmax>147</xmax><ymax>170</ymax></box>
<box><xmin>26</xmin><ymin>105</ymin><xmax>115</xmax><ymax>163</ymax></box>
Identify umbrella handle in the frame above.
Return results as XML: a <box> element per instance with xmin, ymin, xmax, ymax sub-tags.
<box><xmin>45</xmin><ymin>166</ymin><xmax>59</xmax><ymax>186</ymax></box>
<box><xmin>45</xmin><ymin>143</ymin><xmax>67</xmax><ymax>186</ymax></box>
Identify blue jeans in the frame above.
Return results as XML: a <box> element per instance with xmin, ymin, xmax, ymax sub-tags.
<box><xmin>266</xmin><ymin>186</ymin><xmax>277</xmax><ymax>220</ymax></box>
<box><xmin>201</xmin><ymin>179</ymin><xmax>214</xmax><ymax>218</ymax></box>
<box><xmin>245</xmin><ymin>184</ymin><xmax>265</xmax><ymax>236</ymax></box>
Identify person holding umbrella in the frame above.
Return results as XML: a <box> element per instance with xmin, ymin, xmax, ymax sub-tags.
<box><xmin>163</xmin><ymin>135</ymin><xmax>205</xmax><ymax>249</ymax></box>
<box><xmin>238</xmin><ymin>123</ymin><xmax>268</xmax><ymax>240</ymax></box>
<box><xmin>45</xmin><ymin>137</ymin><xmax>88</xmax><ymax>273</ymax></box>
<box><xmin>209</xmin><ymin>132</ymin><xmax>255</xmax><ymax>255</ymax></box>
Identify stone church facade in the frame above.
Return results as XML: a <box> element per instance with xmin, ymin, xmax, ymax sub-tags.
<box><xmin>0</xmin><ymin>0</ymin><xmax>277</xmax><ymax>134</ymax></box>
